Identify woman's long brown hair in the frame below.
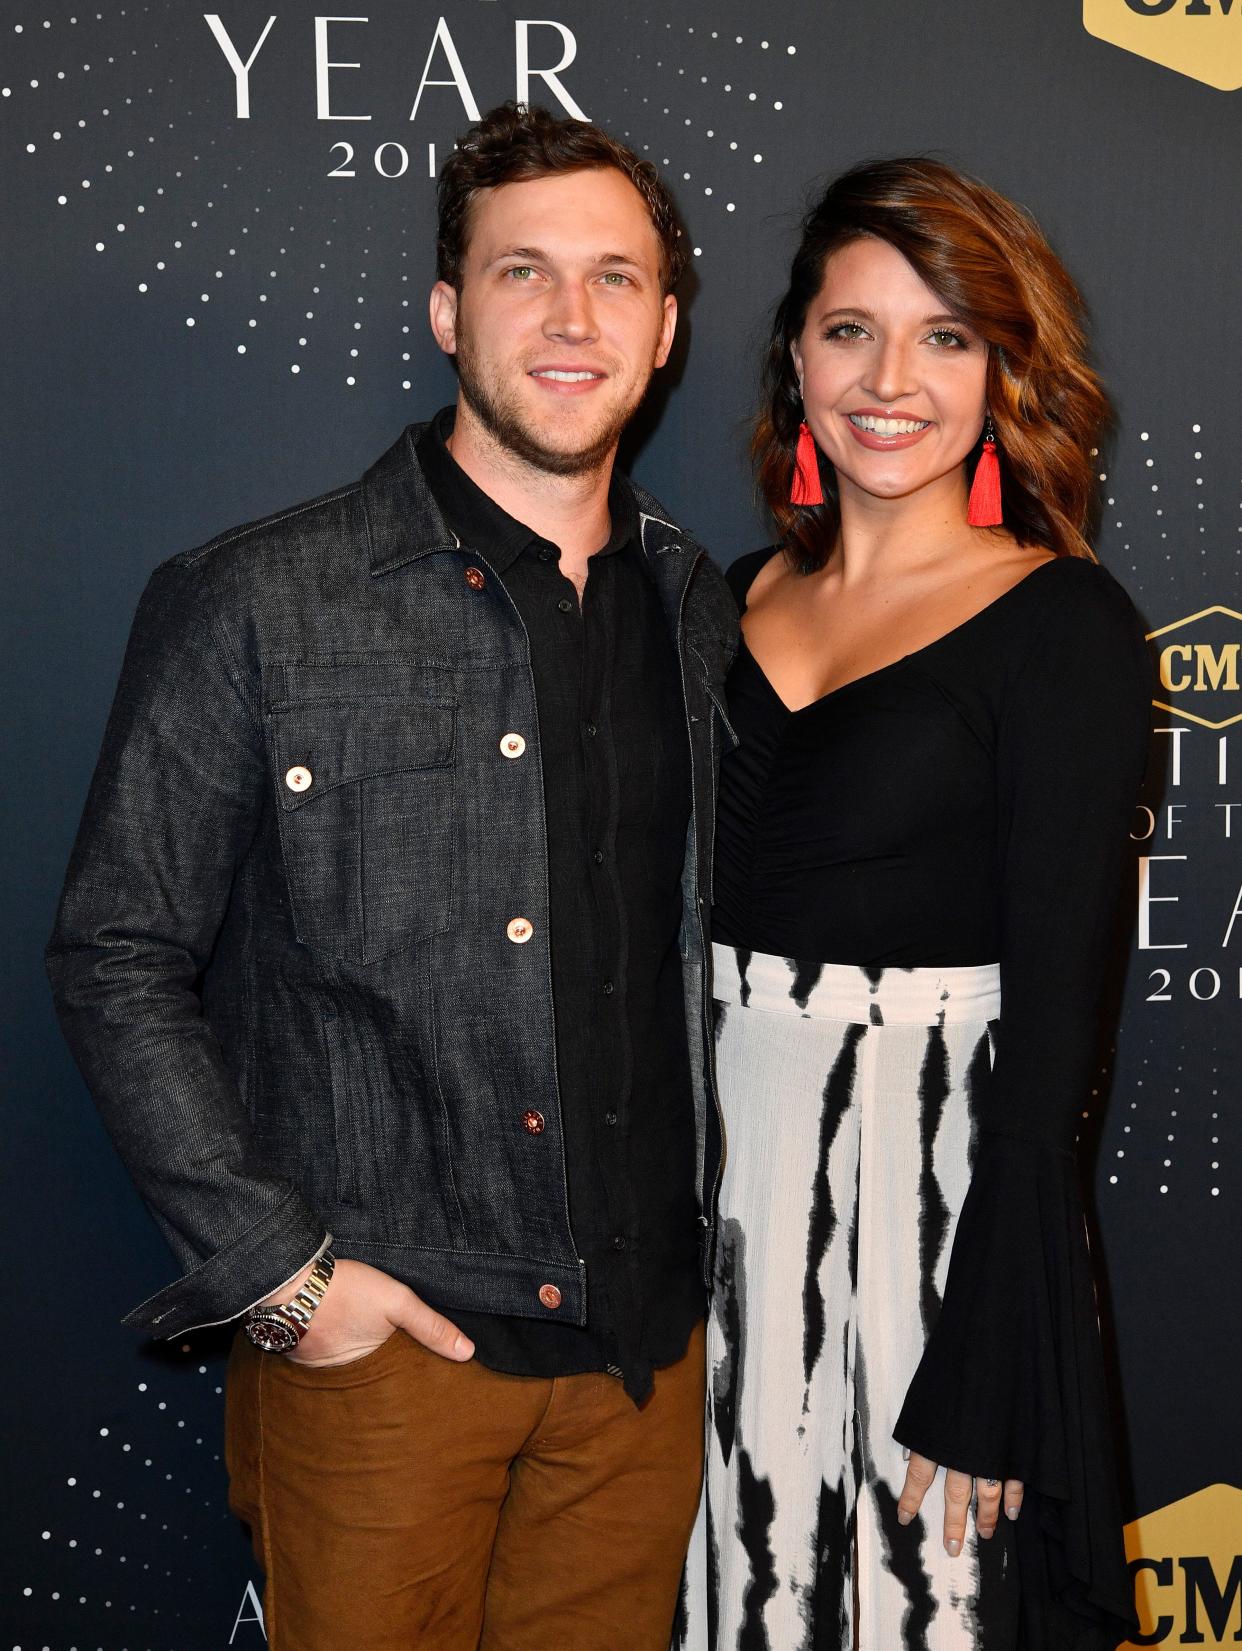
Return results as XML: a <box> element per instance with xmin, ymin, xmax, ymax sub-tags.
<box><xmin>754</xmin><ymin>158</ymin><xmax>1109</xmax><ymax>572</ymax></box>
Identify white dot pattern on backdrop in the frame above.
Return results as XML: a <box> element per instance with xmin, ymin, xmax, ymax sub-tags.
<box><xmin>1097</xmin><ymin>421</ymin><xmax>1235</xmax><ymax>580</ymax></box>
<box><xmin>7</xmin><ymin>1328</ymin><xmax>249</xmax><ymax>1642</ymax></box>
<box><xmin>616</xmin><ymin>19</ymin><xmax>805</xmax><ymax>241</ymax></box>
<box><xmin>14</xmin><ymin>3</ymin><xmax>810</xmax><ymax>389</ymax></box>
<box><xmin>1045</xmin><ymin>416</ymin><xmax>1234</xmax><ymax>1222</ymax></box>
<box><xmin>7</xmin><ymin>5</ymin><xmax>426</xmax><ymax>394</ymax></box>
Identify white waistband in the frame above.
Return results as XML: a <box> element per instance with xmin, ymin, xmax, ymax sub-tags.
<box><xmin>711</xmin><ymin>943</ymin><xmax>1001</xmax><ymax>1026</ymax></box>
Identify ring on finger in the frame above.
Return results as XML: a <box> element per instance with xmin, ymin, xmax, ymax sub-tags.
<box><xmin>983</xmin><ymin>1478</ymin><xmax>1000</xmax><ymax>1489</ymax></box>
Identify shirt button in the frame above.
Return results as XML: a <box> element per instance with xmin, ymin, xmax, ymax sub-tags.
<box><xmin>557</xmin><ymin>597</ymin><xmax>573</xmax><ymax>613</ymax></box>
<box><xmin>521</xmin><ymin>1109</ymin><xmax>546</xmax><ymax>1136</ymax></box>
<box><xmin>592</xmin><ymin>850</ymin><xmax>604</xmax><ymax>865</ymax></box>
<box><xmin>499</xmin><ymin>733</ymin><xmax>527</xmax><ymax>759</ymax></box>
<box><xmin>506</xmin><ymin>917</ymin><xmax>534</xmax><ymax>944</ymax></box>
<box><xmin>465</xmin><ymin>566</ymin><xmax>486</xmax><ymax>590</ymax></box>
<box><xmin>538</xmin><ymin>1284</ymin><xmax>562</xmax><ymax>1310</ymax></box>
<box><xmin>538</xmin><ymin>548</ymin><xmax>555</xmax><ymax>563</ymax></box>
<box><xmin>602</xmin><ymin>980</ymin><xmax>614</xmax><ymax>995</ymax></box>
<box><xmin>284</xmin><ymin>766</ymin><xmax>312</xmax><ymax>793</ymax></box>
<box><xmin>584</xmin><ymin>722</ymin><xmax>598</xmax><ymax>737</ymax></box>
<box><xmin>612</xmin><ymin>1236</ymin><xmax>627</xmax><ymax>1252</ymax></box>
<box><xmin>604</xmin><ymin>1110</ymin><xmax>618</xmax><ymax>1127</ymax></box>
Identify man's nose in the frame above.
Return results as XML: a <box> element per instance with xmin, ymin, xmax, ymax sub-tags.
<box><xmin>542</xmin><ymin>280</ymin><xmax>598</xmax><ymax>345</ymax></box>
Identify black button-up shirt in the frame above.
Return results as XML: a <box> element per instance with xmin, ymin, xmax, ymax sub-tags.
<box><xmin>418</xmin><ymin>409</ymin><xmax>703</xmax><ymax>1403</ymax></box>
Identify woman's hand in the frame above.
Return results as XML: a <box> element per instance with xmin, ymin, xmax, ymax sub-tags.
<box><xmin>897</xmin><ymin>1452</ymin><xmax>1023</xmax><ymax>1553</ymax></box>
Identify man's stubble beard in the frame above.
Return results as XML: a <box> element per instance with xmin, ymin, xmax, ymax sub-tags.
<box><xmin>453</xmin><ymin>325</ymin><xmax>655</xmax><ymax>479</ymax></box>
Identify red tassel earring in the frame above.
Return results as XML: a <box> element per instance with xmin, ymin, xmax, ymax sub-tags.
<box><xmin>968</xmin><ymin>416</ymin><xmax>1003</xmax><ymax>527</ymax></box>
<box><xmin>791</xmin><ymin>420</ymin><xmax>824</xmax><ymax>506</ymax></box>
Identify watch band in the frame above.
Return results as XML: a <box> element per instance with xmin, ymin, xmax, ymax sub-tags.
<box><xmin>244</xmin><ymin>1249</ymin><xmax>337</xmax><ymax>1353</ymax></box>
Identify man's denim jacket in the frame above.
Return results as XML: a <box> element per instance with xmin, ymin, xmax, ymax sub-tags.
<box><xmin>47</xmin><ymin>425</ymin><xmax>740</xmax><ymax>1339</ymax></box>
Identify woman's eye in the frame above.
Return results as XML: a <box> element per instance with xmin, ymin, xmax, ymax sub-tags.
<box><xmin>928</xmin><ymin>328</ymin><xmax>966</xmax><ymax>348</ymax></box>
<box><xmin>826</xmin><ymin>322</ymin><xmax>868</xmax><ymax>341</ymax></box>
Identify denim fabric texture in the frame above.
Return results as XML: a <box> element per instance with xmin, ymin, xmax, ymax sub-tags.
<box><xmin>46</xmin><ymin>424</ymin><xmax>739</xmax><ymax>1339</ymax></box>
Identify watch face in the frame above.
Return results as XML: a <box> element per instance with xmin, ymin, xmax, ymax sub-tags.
<box><xmin>246</xmin><ymin>1315</ymin><xmax>300</xmax><ymax>1354</ymax></box>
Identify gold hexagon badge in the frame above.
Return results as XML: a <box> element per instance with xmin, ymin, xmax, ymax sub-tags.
<box><xmin>1085</xmin><ymin>0</ymin><xmax>1242</xmax><ymax>91</ymax></box>
<box><xmin>1148</xmin><ymin>607</ymin><xmax>1242</xmax><ymax>730</ymax></box>
<box><xmin>1121</xmin><ymin>1483</ymin><xmax>1242</xmax><ymax>1648</ymax></box>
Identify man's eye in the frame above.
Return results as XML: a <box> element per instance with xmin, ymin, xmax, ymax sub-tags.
<box><xmin>507</xmin><ymin>266</ymin><xmax>535</xmax><ymax>281</ymax></box>
<box><xmin>600</xmin><ymin>272</ymin><xmax>629</xmax><ymax>286</ymax></box>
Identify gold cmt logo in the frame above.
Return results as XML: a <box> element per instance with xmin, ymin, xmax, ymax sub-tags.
<box><xmin>1122</xmin><ymin>1484</ymin><xmax>1242</xmax><ymax>1647</ymax></box>
<box><xmin>1148</xmin><ymin>607</ymin><xmax>1242</xmax><ymax>730</ymax></box>
<box><xmin>1084</xmin><ymin>0</ymin><xmax>1242</xmax><ymax>91</ymax></box>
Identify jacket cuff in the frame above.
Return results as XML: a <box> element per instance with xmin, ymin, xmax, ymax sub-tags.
<box><xmin>121</xmin><ymin>1190</ymin><xmax>329</xmax><ymax>1338</ymax></box>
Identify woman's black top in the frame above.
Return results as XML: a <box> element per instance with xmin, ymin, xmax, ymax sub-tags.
<box><xmin>713</xmin><ymin>546</ymin><xmax>1151</xmax><ymax>1648</ymax></box>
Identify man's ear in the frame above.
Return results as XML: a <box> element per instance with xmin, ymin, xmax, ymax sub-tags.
<box><xmin>654</xmin><ymin>292</ymin><xmax>677</xmax><ymax>371</ymax></box>
<box><xmin>429</xmin><ymin>281</ymin><xmax>459</xmax><ymax>356</ymax></box>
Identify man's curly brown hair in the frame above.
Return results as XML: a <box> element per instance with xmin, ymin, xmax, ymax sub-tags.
<box><xmin>436</xmin><ymin>103</ymin><xmax>687</xmax><ymax>295</ymax></box>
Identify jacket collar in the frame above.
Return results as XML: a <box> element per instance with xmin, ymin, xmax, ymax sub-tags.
<box><xmin>362</xmin><ymin>424</ymin><xmax>461</xmax><ymax>577</ymax></box>
<box><xmin>361</xmin><ymin>422</ymin><xmax>704</xmax><ymax>591</ymax></box>
<box><xmin>630</xmin><ymin>479</ymin><xmax>709</xmax><ymax>633</ymax></box>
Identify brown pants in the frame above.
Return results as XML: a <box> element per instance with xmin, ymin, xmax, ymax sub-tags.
<box><xmin>225</xmin><ymin>1319</ymin><xmax>705</xmax><ymax>1650</ymax></box>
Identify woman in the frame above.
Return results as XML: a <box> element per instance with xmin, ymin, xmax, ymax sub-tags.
<box><xmin>678</xmin><ymin>160</ymin><xmax>1148</xmax><ymax>1650</ymax></box>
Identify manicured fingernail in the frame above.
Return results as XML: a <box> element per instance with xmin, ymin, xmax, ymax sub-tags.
<box><xmin>946</xmin><ymin>1539</ymin><xmax>961</xmax><ymax>1557</ymax></box>
<box><xmin>1006</xmin><ymin>1505</ymin><xmax>1020</xmax><ymax>1521</ymax></box>
<box><xmin>897</xmin><ymin>1510</ymin><xmax>912</xmax><ymax>1527</ymax></box>
<box><xmin>901</xmin><ymin>1447</ymin><xmax>911</xmax><ymax>1460</ymax></box>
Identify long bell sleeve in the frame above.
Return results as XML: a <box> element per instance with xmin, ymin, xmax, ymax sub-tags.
<box><xmin>893</xmin><ymin>561</ymin><xmax>1151</xmax><ymax>1649</ymax></box>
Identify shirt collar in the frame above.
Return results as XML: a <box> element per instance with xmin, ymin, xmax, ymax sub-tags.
<box><xmin>416</xmin><ymin>405</ymin><xmax>641</xmax><ymax>573</ymax></box>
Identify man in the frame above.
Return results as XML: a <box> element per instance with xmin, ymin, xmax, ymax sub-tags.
<box><xmin>47</xmin><ymin>103</ymin><xmax>737</xmax><ymax>1648</ymax></box>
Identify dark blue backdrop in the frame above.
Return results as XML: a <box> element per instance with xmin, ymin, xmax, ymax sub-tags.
<box><xmin>4</xmin><ymin>1</ymin><xmax>1239</xmax><ymax>1643</ymax></box>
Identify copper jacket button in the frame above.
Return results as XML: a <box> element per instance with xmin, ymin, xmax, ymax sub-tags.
<box><xmin>521</xmin><ymin>1109</ymin><xmax>545</xmax><ymax>1135</ymax></box>
<box><xmin>538</xmin><ymin>1284</ymin><xmax>562</xmax><ymax>1310</ymax></box>
<box><xmin>500</xmin><ymin>733</ymin><xmax>527</xmax><ymax>759</ymax></box>
<box><xmin>284</xmin><ymin>766</ymin><xmax>312</xmax><ymax>793</ymax></box>
<box><xmin>465</xmin><ymin>566</ymin><xmax>486</xmax><ymax>590</ymax></box>
<box><xmin>506</xmin><ymin>917</ymin><xmax>534</xmax><ymax>944</ymax></box>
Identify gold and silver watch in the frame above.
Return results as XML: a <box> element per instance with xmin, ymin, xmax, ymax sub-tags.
<box><xmin>243</xmin><ymin>1249</ymin><xmax>336</xmax><ymax>1353</ymax></box>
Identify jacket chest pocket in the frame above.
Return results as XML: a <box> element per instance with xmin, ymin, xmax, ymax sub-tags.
<box><xmin>269</xmin><ymin>694</ymin><xmax>457</xmax><ymax>964</ymax></box>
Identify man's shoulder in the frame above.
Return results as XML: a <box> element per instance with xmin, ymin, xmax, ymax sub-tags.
<box><xmin>165</xmin><ymin>478</ymin><xmax>364</xmax><ymax>581</ymax></box>
<box><xmin>156</xmin><ymin>422</ymin><xmax>432</xmax><ymax>596</ymax></box>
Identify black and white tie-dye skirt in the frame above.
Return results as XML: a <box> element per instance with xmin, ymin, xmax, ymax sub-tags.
<box><xmin>676</xmin><ymin>943</ymin><xmax>1021</xmax><ymax>1651</ymax></box>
